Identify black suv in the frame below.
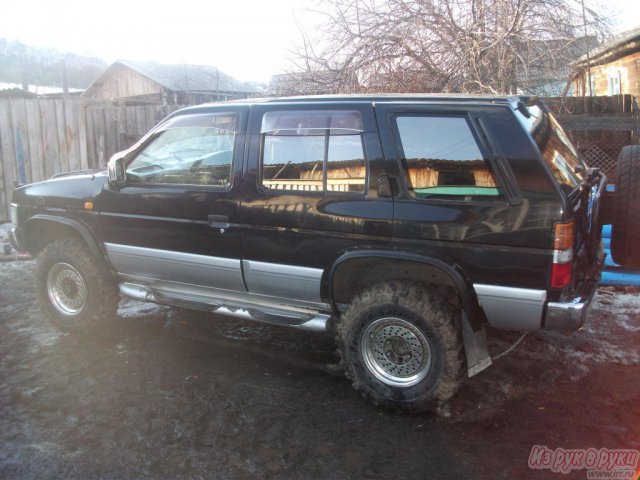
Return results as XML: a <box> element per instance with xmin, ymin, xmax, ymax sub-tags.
<box><xmin>10</xmin><ymin>95</ymin><xmax>616</xmax><ymax>412</ymax></box>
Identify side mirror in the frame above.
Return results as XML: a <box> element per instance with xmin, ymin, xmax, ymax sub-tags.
<box><xmin>108</xmin><ymin>154</ymin><xmax>126</xmax><ymax>187</ymax></box>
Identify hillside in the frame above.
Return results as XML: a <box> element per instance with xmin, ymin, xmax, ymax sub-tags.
<box><xmin>0</xmin><ymin>39</ymin><xmax>106</xmax><ymax>90</ymax></box>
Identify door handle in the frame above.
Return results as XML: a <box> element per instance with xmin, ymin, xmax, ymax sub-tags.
<box><xmin>208</xmin><ymin>214</ymin><xmax>230</xmax><ymax>229</ymax></box>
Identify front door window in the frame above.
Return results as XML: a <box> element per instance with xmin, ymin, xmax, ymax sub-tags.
<box><xmin>126</xmin><ymin>113</ymin><xmax>237</xmax><ymax>187</ymax></box>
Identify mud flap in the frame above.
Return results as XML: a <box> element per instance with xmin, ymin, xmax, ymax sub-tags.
<box><xmin>461</xmin><ymin>313</ymin><xmax>492</xmax><ymax>377</ymax></box>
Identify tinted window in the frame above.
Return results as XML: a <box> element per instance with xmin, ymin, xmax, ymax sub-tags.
<box><xmin>261</xmin><ymin>110</ymin><xmax>366</xmax><ymax>193</ymax></box>
<box><xmin>126</xmin><ymin>113</ymin><xmax>236</xmax><ymax>187</ymax></box>
<box><xmin>327</xmin><ymin>135</ymin><xmax>366</xmax><ymax>192</ymax></box>
<box><xmin>516</xmin><ymin>105</ymin><xmax>584</xmax><ymax>189</ymax></box>
<box><xmin>395</xmin><ymin>115</ymin><xmax>501</xmax><ymax>200</ymax></box>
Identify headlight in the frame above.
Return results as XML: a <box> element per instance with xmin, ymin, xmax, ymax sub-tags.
<box><xmin>10</xmin><ymin>203</ymin><xmax>18</xmax><ymax>226</ymax></box>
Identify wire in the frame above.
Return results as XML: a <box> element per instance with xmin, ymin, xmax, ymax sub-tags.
<box><xmin>492</xmin><ymin>331</ymin><xmax>530</xmax><ymax>361</ymax></box>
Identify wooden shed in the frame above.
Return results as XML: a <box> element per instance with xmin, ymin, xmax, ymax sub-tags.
<box><xmin>572</xmin><ymin>27</ymin><xmax>640</xmax><ymax>97</ymax></box>
<box><xmin>82</xmin><ymin>60</ymin><xmax>258</xmax><ymax>105</ymax></box>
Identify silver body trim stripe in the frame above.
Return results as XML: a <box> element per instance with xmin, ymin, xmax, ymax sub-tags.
<box><xmin>105</xmin><ymin>243</ymin><xmax>245</xmax><ymax>292</ymax></box>
<box><xmin>242</xmin><ymin>260</ymin><xmax>323</xmax><ymax>303</ymax></box>
<box><xmin>473</xmin><ymin>284</ymin><xmax>547</xmax><ymax>331</ymax></box>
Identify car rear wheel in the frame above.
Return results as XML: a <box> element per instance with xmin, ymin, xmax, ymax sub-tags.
<box><xmin>35</xmin><ymin>238</ymin><xmax>119</xmax><ymax>332</ymax></box>
<box><xmin>337</xmin><ymin>281</ymin><xmax>464</xmax><ymax>413</ymax></box>
<box><xmin>611</xmin><ymin>145</ymin><xmax>640</xmax><ymax>268</ymax></box>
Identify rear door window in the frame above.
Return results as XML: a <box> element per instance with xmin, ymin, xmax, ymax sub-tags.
<box><xmin>260</xmin><ymin>110</ymin><xmax>366</xmax><ymax>193</ymax></box>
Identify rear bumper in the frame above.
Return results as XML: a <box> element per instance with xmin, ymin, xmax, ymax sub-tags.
<box><xmin>544</xmin><ymin>290</ymin><xmax>596</xmax><ymax>331</ymax></box>
<box><xmin>544</xmin><ymin>246</ymin><xmax>603</xmax><ymax>331</ymax></box>
<box><xmin>476</xmin><ymin>245</ymin><xmax>603</xmax><ymax>332</ymax></box>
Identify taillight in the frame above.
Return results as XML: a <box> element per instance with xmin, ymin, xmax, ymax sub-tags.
<box><xmin>551</xmin><ymin>221</ymin><xmax>574</xmax><ymax>288</ymax></box>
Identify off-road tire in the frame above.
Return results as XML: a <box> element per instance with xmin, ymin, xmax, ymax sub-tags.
<box><xmin>611</xmin><ymin>145</ymin><xmax>640</xmax><ymax>268</ymax></box>
<box><xmin>337</xmin><ymin>281</ymin><xmax>464</xmax><ymax>413</ymax></box>
<box><xmin>34</xmin><ymin>237</ymin><xmax>119</xmax><ymax>332</ymax></box>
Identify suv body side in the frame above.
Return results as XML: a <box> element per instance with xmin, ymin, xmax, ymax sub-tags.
<box><xmin>9</xmin><ymin>95</ymin><xmax>605</xmax><ymax>412</ymax></box>
<box><xmin>9</xmin><ymin>96</ymin><xmax>600</xmax><ymax>334</ymax></box>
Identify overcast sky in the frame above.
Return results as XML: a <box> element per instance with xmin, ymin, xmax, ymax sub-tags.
<box><xmin>0</xmin><ymin>0</ymin><xmax>638</xmax><ymax>84</ymax></box>
<box><xmin>1</xmin><ymin>0</ymin><xmax>318</xmax><ymax>83</ymax></box>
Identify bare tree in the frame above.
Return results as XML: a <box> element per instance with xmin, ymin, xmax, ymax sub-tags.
<box><xmin>287</xmin><ymin>0</ymin><xmax>610</xmax><ymax>95</ymax></box>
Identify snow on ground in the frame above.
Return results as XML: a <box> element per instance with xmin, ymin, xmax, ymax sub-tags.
<box><xmin>0</xmin><ymin>82</ymin><xmax>83</xmax><ymax>95</ymax></box>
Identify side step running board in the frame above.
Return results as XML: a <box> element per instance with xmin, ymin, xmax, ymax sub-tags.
<box><xmin>119</xmin><ymin>282</ymin><xmax>331</xmax><ymax>332</ymax></box>
<box><xmin>207</xmin><ymin>306</ymin><xmax>330</xmax><ymax>332</ymax></box>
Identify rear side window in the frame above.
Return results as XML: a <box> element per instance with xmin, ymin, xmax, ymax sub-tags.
<box><xmin>260</xmin><ymin>110</ymin><xmax>366</xmax><ymax>193</ymax></box>
<box><xmin>395</xmin><ymin>115</ymin><xmax>502</xmax><ymax>201</ymax></box>
<box><xmin>517</xmin><ymin>105</ymin><xmax>584</xmax><ymax>189</ymax></box>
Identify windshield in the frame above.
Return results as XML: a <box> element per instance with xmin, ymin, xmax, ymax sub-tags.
<box><xmin>517</xmin><ymin>104</ymin><xmax>585</xmax><ymax>190</ymax></box>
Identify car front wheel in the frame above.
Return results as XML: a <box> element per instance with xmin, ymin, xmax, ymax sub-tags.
<box><xmin>35</xmin><ymin>238</ymin><xmax>119</xmax><ymax>332</ymax></box>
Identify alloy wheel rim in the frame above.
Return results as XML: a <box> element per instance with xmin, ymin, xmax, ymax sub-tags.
<box><xmin>47</xmin><ymin>262</ymin><xmax>86</xmax><ymax>316</ymax></box>
<box><xmin>361</xmin><ymin>317</ymin><xmax>432</xmax><ymax>387</ymax></box>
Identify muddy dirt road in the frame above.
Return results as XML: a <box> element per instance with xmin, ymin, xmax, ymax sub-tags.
<box><xmin>1</xmin><ymin>259</ymin><xmax>639</xmax><ymax>479</ymax></box>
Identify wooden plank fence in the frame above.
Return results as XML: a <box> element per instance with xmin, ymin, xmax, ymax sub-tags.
<box><xmin>0</xmin><ymin>99</ymin><xmax>182</xmax><ymax>222</ymax></box>
<box><xmin>544</xmin><ymin>94</ymin><xmax>638</xmax><ymax>115</ymax></box>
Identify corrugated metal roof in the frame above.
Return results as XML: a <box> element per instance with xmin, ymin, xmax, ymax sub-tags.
<box><xmin>116</xmin><ymin>60</ymin><xmax>258</xmax><ymax>94</ymax></box>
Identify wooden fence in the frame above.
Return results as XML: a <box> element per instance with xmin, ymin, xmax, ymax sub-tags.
<box><xmin>546</xmin><ymin>95</ymin><xmax>640</xmax><ymax>180</ymax></box>
<box><xmin>0</xmin><ymin>99</ymin><xmax>182</xmax><ymax>222</ymax></box>
<box><xmin>545</xmin><ymin>94</ymin><xmax>638</xmax><ymax>115</ymax></box>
